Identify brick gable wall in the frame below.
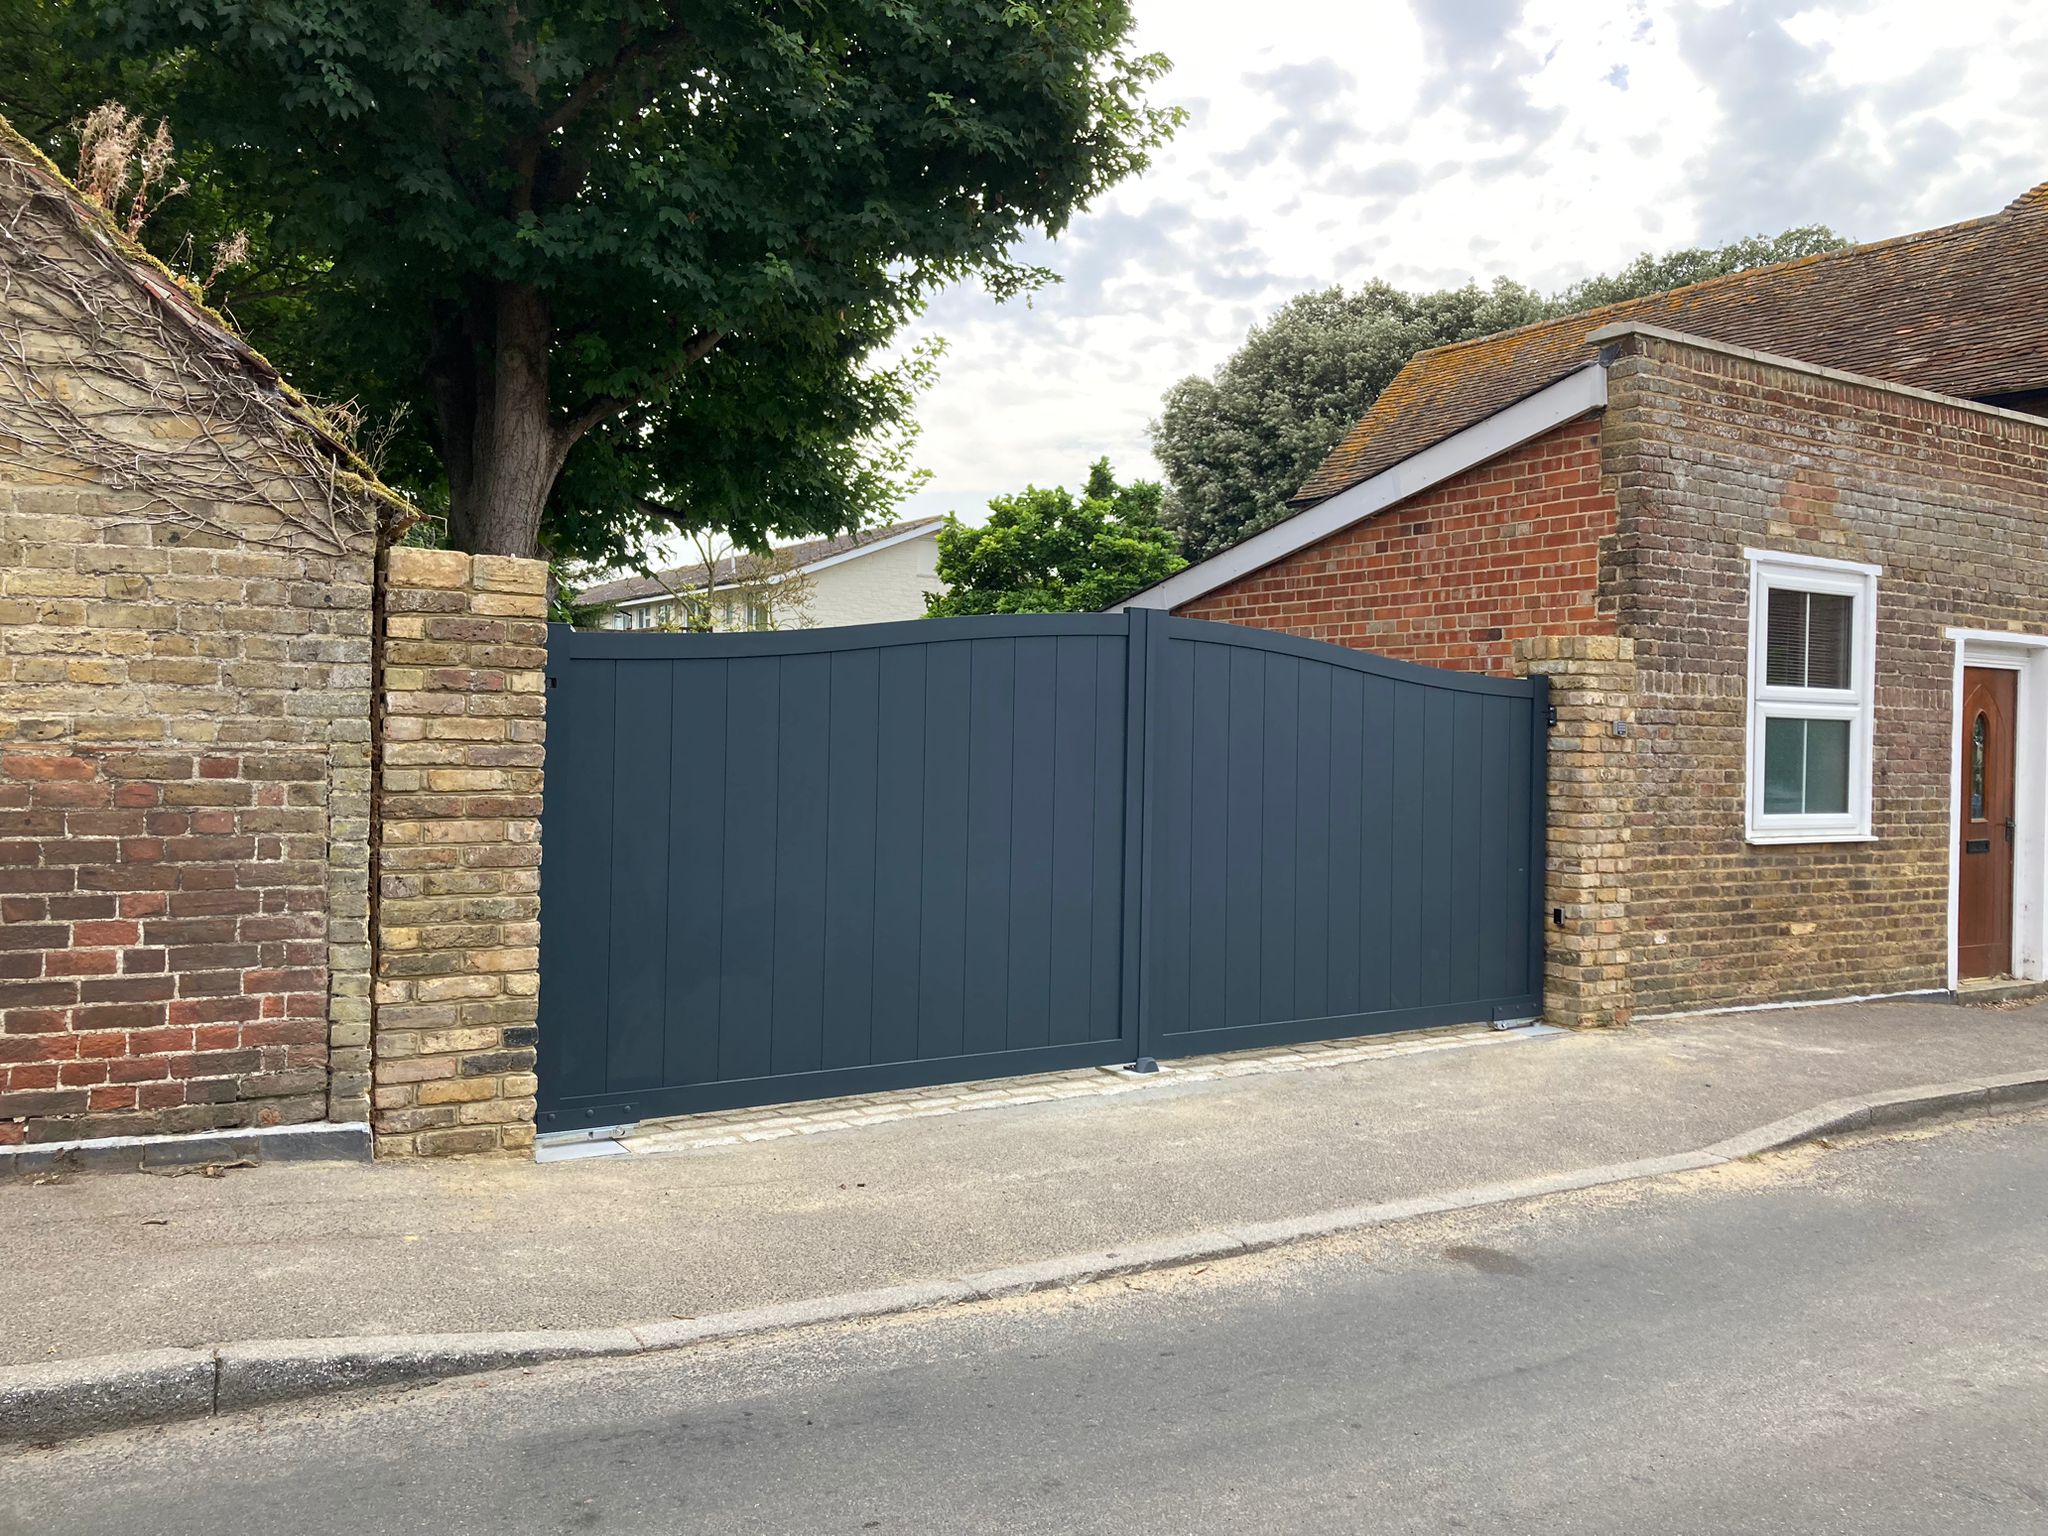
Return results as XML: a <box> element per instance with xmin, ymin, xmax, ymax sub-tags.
<box><xmin>1605</xmin><ymin>333</ymin><xmax>2048</xmax><ymax>1014</ymax></box>
<box><xmin>1175</xmin><ymin>417</ymin><xmax>1617</xmax><ymax>673</ymax></box>
<box><xmin>0</xmin><ymin>170</ymin><xmax>377</xmax><ymax>1147</ymax></box>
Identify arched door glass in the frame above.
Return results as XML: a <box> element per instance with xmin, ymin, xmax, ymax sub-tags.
<box><xmin>1971</xmin><ymin>713</ymin><xmax>1988</xmax><ymax>821</ymax></box>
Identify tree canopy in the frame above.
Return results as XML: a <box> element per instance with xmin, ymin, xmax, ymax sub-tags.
<box><xmin>1150</xmin><ymin>226</ymin><xmax>1849</xmax><ymax>562</ymax></box>
<box><xmin>3</xmin><ymin>0</ymin><xmax>1181</xmax><ymax>562</ymax></box>
<box><xmin>925</xmin><ymin>458</ymin><xmax>1183</xmax><ymax>615</ymax></box>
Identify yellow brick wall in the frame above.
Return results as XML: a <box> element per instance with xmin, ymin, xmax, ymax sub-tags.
<box><xmin>370</xmin><ymin>548</ymin><xmax>548</xmax><ymax>1156</ymax></box>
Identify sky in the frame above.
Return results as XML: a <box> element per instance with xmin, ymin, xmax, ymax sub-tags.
<box><xmin>889</xmin><ymin>0</ymin><xmax>2048</xmax><ymax>528</ymax></box>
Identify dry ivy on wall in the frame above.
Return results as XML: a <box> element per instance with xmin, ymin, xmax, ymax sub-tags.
<box><xmin>0</xmin><ymin>147</ymin><xmax>403</xmax><ymax>555</ymax></box>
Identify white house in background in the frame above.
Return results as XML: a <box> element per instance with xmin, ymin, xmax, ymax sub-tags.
<box><xmin>577</xmin><ymin>517</ymin><xmax>946</xmax><ymax>632</ymax></box>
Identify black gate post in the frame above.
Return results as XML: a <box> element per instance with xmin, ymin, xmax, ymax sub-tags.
<box><xmin>1524</xmin><ymin>672</ymin><xmax>1552</xmax><ymax>1015</ymax></box>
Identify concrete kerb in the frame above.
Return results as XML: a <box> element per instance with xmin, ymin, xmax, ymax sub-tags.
<box><xmin>7</xmin><ymin>1069</ymin><xmax>2046</xmax><ymax>1448</ymax></box>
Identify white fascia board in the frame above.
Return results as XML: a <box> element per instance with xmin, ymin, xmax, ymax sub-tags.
<box><xmin>609</xmin><ymin>523</ymin><xmax>941</xmax><ymax>607</ymax></box>
<box><xmin>1112</xmin><ymin>363</ymin><xmax>1609</xmax><ymax>612</ymax></box>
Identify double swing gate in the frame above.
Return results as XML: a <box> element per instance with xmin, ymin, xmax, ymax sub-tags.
<box><xmin>537</xmin><ymin>611</ymin><xmax>1548</xmax><ymax>1132</ymax></box>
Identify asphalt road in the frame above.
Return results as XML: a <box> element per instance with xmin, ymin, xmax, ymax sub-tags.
<box><xmin>6</xmin><ymin>1111</ymin><xmax>2047</xmax><ymax>1535</ymax></box>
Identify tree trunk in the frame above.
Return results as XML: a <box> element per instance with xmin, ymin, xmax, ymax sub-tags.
<box><xmin>425</xmin><ymin>306</ymin><xmax>481</xmax><ymax>548</ymax></box>
<box><xmin>438</xmin><ymin>281</ymin><xmax>566</xmax><ymax>559</ymax></box>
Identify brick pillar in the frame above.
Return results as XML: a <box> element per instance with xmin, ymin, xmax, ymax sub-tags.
<box><xmin>1515</xmin><ymin>636</ymin><xmax>1638</xmax><ymax>1029</ymax></box>
<box><xmin>371</xmin><ymin>548</ymin><xmax>548</xmax><ymax>1156</ymax></box>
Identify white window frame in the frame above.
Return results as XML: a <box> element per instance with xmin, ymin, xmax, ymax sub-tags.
<box><xmin>1744</xmin><ymin>549</ymin><xmax>1880</xmax><ymax>844</ymax></box>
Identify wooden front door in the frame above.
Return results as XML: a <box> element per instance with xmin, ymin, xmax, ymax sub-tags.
<box><xmin>1958</xmin><ymin>666</ymin><xmax>2018</xmax><ymax>980</ymax></box>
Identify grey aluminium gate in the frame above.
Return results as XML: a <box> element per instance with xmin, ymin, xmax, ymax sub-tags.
<box><xmin>537</xmin><ymin>612</ymin><xmax>1546</xmax><ymax>1132</ymax></box>
<box><xmin>1138</xmin><ymin>616</ymin><xmax>1548</xmax><ymax>1060</ymax></box>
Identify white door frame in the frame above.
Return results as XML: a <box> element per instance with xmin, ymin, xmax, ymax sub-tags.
<box><xmin>1945</xmin><ymin>629</ymin><xmax>2048</xmax><ymax>987</ymax></box>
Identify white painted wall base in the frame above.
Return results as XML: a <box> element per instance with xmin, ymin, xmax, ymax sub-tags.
<box><xmin>0</xmin><ymin>1120</ymin><xmax>371</xmax><ymax>1175</ymax></box>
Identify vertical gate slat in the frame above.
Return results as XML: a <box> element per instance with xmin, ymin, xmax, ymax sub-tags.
<box><xmin>1048</xmin><ymin>637</ymin><xmax>1100</xmax><ymax>1047</ymax></box>
<box><xmin>1258</xmin><ymin>655</ymin><xmax>1299</xmax><ymax>1025</ymax></box>
<box><xmin>1326</xmin><ymin>672</ymin><xmax>1365</xmax><ymax>1016</ymax></box>
<box><xmin>1139</xmin><ymin>632</ymin><xmax>1191</xmax><ymax>1046</ymax></box>
<box><xmin>1089</xmin><ymin>634</ymin><xmax>1129</xmax><ymax>1047</ymax></box>
<box><xmin>1417</xmin><ymin>689</ymin><xmax>1459</xmax><ymax>1005</ymax></box>
<box><xmin>1224</xmin><ymin>647</ymin><xmax>1265</xmax><ymax>1029</ymax></box>
<box><xmin>716</xmin><ymin>657</ymin><xmax>779</xmax><ymax>1084</ymax></box>
<box><xmin>962</xmin><ymin>639</ymin><xmax>1016</xmax><ymax>1056</ymax></box>
<box><xmin>868</xmin><ymin>646</ymin><xmax>927</xmax><ymax>1065</ymax></box>
<box><xmin>605</xmin><ymin>660</ymin><xmax>675</xmax><ymax>1091</ymax></box>
<box><xmin>916</xmin><ymin>643</ymin><xmax>971</xmax><ymax>1061</ymax></box>
<box><xmin>1358</xmin><ymin>674</ymin><xmax>1396</xmax><ymax>1019</ymax></box>
<box><xmin>537</xmin><ymin>642</ymin><xmax>614</xmax><ymax>1110</ymax></box>
<box><xmin>1005</xmin><ymin>638</ymin><xmax>1058</xmax><ymax>1052</ymax></box>
<box><xmin>1186</xmin><ymin>643</ymin><xmax>1230</xmax><ymax>1037</ymax></box>
<box><xmin>822</xmin><ymin>649</ymin><xmax>881</xmax><ymax>1070</ymax></box>
<box><xmin>1387</xmin><ymin>684</ymin><xmax>1427</xmax><ymax>1010</ymax></box>
<box><xmin>770</xmin><ymin>655</ymin><xmax>831</xmax><ymax>1076</ymax></box>
<box><xmin>1449</xmin><ymin>691</ymin><xmax>1486</xmax><ymax>1005</ymax></box>
<box><xmin>665</xmin><ymin>660</ymin><xmax>727</xmax><ymax>1088</ymax></box>
<box><xmin>1294</xmin><ymin>662</ymin><xmax>1332</xmax><ymax>1021</ymax></box>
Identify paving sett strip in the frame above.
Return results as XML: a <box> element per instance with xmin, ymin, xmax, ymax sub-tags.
<box><xmin>5</xmin><ymin>1065</ymin><xmax>2046</xmax><ymax>1448</ymax></box>
<box><xmin>609</xmin><ymin>1022</ymin><xmax>1539</xmax><ymax>1156</ymax></box>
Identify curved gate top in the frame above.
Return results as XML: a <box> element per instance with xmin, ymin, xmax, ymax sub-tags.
<box><xmin>536</xmin><ymin>612</ymin><xmax>1546</xmax><ymax>1131</ymax></box>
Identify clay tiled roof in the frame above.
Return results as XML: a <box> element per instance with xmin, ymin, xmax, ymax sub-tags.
<box><xmin>576</xmin><ymin>517</ymin><xmax>943</xmax><ymax>607</ymax></box>
<box><xmin>1293</xmin><ymin>179</ymin><xmax>2048</xmax><ymax>508</ymax></box>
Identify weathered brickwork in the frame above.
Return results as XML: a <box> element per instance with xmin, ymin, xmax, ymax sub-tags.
<box><xmin>371</xmin><ymin>548</ymin><xmax>547</xmax><ymax>1158</ymax></box>
<box><xmin>1515</xmin><ymin>637</ymin><xmax>1637</xmax><ymax>1027</ymax></box>
<box><xmin>1178</xmin><ymin>418</ymin><xmax>1618</xmax><ymax>674</ymax></box>
<box><xmin>1605</xmin><ymin>331</ymin><xmax>2048</xmax><ymax>1013</ymax></box>
<box><xmin>0</xmin><ymin>154</ymin><xmax>378</xmax><ymax>1145</ymax></box>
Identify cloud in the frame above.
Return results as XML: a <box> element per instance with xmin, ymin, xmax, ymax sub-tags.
<box><xmin>1672</xmin><ymin>0</ymin><xmax>2036</xmax><ymax>239</ymax></box>
<box><xmin>1220</xmin><ymin>57</ymin><xmax>1364</xmax><ymax>173</ymax></box>
<box><xmin>1673</xmin><ymin>0</ymin><xmax>1874</xmax><ymax>234</ymax></box>
<box><xmin>1324</xmin><ymin>158</ymin><xmax>1427</xmax><ymax>198</ymax></box>
<box><xmin>1412</xmin><ymin>0</ymin><xmax>1565</xmax><ymax>144</ymax></box>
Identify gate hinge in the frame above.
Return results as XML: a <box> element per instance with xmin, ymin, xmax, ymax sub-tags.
<box><xmin>1546</xmin><ymin>704</ymin><xmax>1558</xmax><ymax>728</ymax></box>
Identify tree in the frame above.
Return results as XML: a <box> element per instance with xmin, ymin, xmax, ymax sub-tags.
<box><xmin>925</xmin><ymin>458</ymin><xmax>1184</xmax><ymax>615</ymax></box>
<box><xmin>665</xmin><ymin>532</ymin><xmax>818</xmax><ymax>633</ymax></box>
<box><xmin>1151</xmin><ymin>227</ymin><xmax>1853</xmax><ymax>561</ymax></box>
<box><xmin>1152</xmin><ymin>279</ymin><xmax>1546</xmax><ymax>562</ymax></box>
<box><xmin>10</xmin><ymin>2</ymin><xmax>1180</xmax><ymax>561</ymax></box>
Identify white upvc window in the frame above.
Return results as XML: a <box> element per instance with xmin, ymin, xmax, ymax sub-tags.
<box><xmin>1745</xmin><ymin>550</ymin><xmax>1880</xmax><ymax>844</ymax></box>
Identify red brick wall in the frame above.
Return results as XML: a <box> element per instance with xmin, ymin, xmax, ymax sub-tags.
<box><xmin>1174</xmin><ymin>417</ymin><xmax>1617</xmax><ymax>672</ymax></box>
<box><xmin>0</xmin><ymin>748</ymin><xmax>336</xmax><ymax>1144</ymax></box>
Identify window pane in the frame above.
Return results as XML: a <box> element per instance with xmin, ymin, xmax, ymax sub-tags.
<box><xmin>1763</xmin><ymin>717</ymin><xmax>1807</xmax><ymax>813</ymax></box>
<box><xmin>1762</xmin><ymin>716</ymin><xmax>1853</xmax><ymax>816</ymax></box>
<box><xmin>1804</xmin><ymin>593</ymin><xmax>1854</xmax><ymax>689</ymax></box>
<box><xmin>1765</xmin><ymin>588</ymin><xmax>1807</xmax><ymax>687</ymax></box>
<box><xmin>1764</xmin><ymin>586</ymin><xmax>1855</xmax><ymax>689</ymax></box>
<box><xmin>1803</xmin><ymin>717</ymin><xmax>1851</xmax><ymax>813</ymax></box>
